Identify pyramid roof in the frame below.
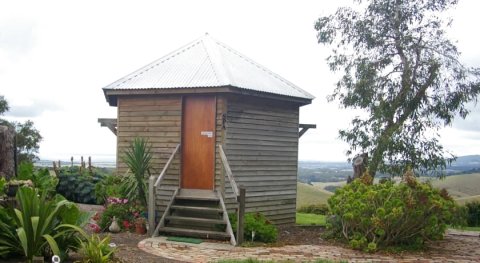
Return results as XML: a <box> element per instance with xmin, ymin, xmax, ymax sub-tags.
<box><xmin>103</xmin><ymin>34</ymin><xmax>314</xmax><ymax>105</ymax></box>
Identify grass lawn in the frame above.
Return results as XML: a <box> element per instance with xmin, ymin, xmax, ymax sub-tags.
<box><xmin>296</xmin><ymin>213</ymin><xmax>326</xmax><ymax>226</ymax></box>
<box><xmin>451</xmin><ymin>226</ymin><xmax>480</xmax><ymax>232</ymax></box>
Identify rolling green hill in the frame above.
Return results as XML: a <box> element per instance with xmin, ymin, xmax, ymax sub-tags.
<box><xmin>300</xmin><ymin>173</ymin><xmax>480</xmax><ymax>206</ymax></box>
<box><xmin>429</xmin><ymin>173</ymin><xmax>480</xmax><ymax>198</ymax></box>
<box><xmin>296</xmin><ymin>182</ymin><xmax>332</xmax><ymax>208</ymax></box>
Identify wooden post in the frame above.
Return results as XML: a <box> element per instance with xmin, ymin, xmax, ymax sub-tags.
<box><xmin>0</xmin><ymin>125</ymin><xmax>15</xmax><ymax>180</ymax></box>
<box><xmin>148</xmin><ymin>176</ymin><xmax>156</xmax><ymax>236</ymax></box>
<box><xmin>237</xmin><ymin>186</ymin><xmax>246</xmax><ymax>245</ymax></box>
<box><xmin>88</xmin><ymin>156</ymin><xmax>92</xmax><ymax>173</ymax></box>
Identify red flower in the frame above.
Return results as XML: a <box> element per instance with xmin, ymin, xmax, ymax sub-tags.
<box><xmin>122</xmin><ymin>220</ymin><xmax>132</xmax><ymax>230</ymax></box>
<box><xmin>89</xmin><ymin>223</ymin><xmax>101</xmax><ymax>233</ymax></box>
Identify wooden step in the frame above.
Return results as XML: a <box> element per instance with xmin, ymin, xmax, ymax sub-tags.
<box><xmin>166</xmin><ymin>215</ymin><xmax>226</xmax><ymax>225</ymax></box>
<box><xmin>170</xmin><ymin>205</ymin><xmax>223</xmax><ymax>213</ymax></box>
<box><xmin>159</xmin><ymin>227</ymin><xmax>230</xmax><ymax>239</ymax></box>
<box><xmin>176</xmin><ymin>189</ymin><xmax>219</xmax><ymax>201</ymax></box>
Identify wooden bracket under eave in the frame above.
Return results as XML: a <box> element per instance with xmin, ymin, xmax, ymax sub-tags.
<box><xmin>299</xmin><ymin>124</ymin><xmax>316</xmax><ymax>138</ymax></box>
<box><xmin>98</xmin><ymin>118</ymin><xmax>117</xmax><ymax>136</ymax></box>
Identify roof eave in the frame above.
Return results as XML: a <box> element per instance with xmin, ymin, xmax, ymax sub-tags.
<box><xmin>103</xmin><ymin>86</ymin><xmax>312</xmax><ymax>107</ymax></box>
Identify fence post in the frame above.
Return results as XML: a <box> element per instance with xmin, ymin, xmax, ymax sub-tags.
<box><xmin>148</xmin><ymin>176</ymin><xmax>156</xmax><ymax>236</ymax></box>
<box><xmin>237</xmin><ymin>186</ymin><xmax>246</xmax><ymax>245</ymax></box>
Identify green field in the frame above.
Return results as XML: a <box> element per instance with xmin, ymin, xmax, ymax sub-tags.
<box><xmin>296</xmin><ymin>182</ymin><xmax>332</xmax><ymax>208</ymax></box>
<box><xmin>296</xmin><ymin>213</ymin><xmax>326</xmax><ymax>226</ymax></box>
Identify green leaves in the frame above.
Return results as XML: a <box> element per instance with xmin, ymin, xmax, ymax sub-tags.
<box><xmin>121</xmin><ymin>137</ymin><xmax>153</xmax><ymax>207</ymax></box>
<box><xmin>327</xmin><ymin>175</ymin><xmax>461</xmax><ymax>251</ymax></box>
<box><xmin>315</xmin><ymin>0</ymin><xmax>480</xmax><ymax>177</ymax></box>
<box><xmin>0</xmin><ymin>187</ymin><xmax>87</xmax><ymax>261</ymax></box>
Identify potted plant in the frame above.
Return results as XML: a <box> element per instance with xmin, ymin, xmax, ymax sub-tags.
<box><xmin>134</xmin><ymin>217</ymin><xmax>147</xmax><ymax>234</ymax></box>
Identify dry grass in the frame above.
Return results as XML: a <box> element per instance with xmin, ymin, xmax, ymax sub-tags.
<box><xmin>302</xmin><ymin>173</ymin><xmax>480</xmax><ymax>205</ymax></box>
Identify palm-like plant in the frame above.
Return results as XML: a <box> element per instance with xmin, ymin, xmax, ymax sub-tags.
<box><xmin>0</xmin><ymin>187</ymin><xmax>87</xmax><ymax>262</ymax></box>
<box><xmin>121</xmin><ymin>137</ymin><xmax>153</xmax><ymax>207</ymax></box>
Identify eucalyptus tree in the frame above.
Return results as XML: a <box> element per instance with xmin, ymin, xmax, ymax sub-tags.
<box><xmin>315</xmin><ymin>0</ymin><xmax>480</xmax><ymax>176</ymax></box>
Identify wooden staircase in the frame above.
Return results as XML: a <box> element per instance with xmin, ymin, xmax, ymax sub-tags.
<box><xmin>152</xmin><ymin>189</ymin><xmax>236</xmax><ymax>245</ymax></box>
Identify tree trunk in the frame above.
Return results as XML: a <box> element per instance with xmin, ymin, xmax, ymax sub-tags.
<box><xmin>0</xmin><ymin>125</ymin><xmax>15</xmax><ymax>179</ymax></box>
<box><xmin>348</xmin><ymin>153</ymin><xmax>368</xmax><ymax>183</ymax></box>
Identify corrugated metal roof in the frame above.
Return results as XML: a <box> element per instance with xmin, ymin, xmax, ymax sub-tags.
<box><xmin>103</xmin><ymin>34</ymin><xmax>314</xmax><ymax>100</ymax></box>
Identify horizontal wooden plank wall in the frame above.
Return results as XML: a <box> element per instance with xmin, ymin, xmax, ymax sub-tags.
<box><xmin>215</xmin><ymin>96</ymin><xmax>226</xmax><ymax>191</ymax></box>
<box><xmin>117</xmin><ymin>96</ymin><xmax>182</xmax><ymax>216</ymax></box>
<box><xmin>224</xmin><ymin>96</ymin><xmax>300</xmax><ymax>225</ymax></box>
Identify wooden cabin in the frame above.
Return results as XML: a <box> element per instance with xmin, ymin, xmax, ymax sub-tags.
<box><xmin>101</xmin><ymin>34</ymin><xmax>314</xmax><ymax>244</ymax></box>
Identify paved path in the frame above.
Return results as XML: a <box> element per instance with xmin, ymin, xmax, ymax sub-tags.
<box><xmin>138</xmin><ymin>231</ymin><xmax>480</xmax><ymax>263</ymax></box>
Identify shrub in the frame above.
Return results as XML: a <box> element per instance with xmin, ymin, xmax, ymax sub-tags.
<box><xmin>230</xmin><ymin>213</ymin><xmax>278</xmax><ymax>243</ymax></box>
<box><xmin>78</xmin><ymin>234</ymin><xmax>116</xmax><ymax>263</ymax></box>
<box><xmin>326</xmin><ymin>172</ymin><xmax>462</xmax><ymax>251</ymax></box>
<box><xmin>94</xmin><ymin>174</ymin><xmax>123</xmax><ymax>204</ymax></box>
<box><xmin>99</xmin><ymin>204</ymin><xmax>130</xmax><ymax>231</ymax></box>
<box><xmin>56</xmin><ymin>167</ymin><xmax>105</xmax><ymax>204</ymax></box>
<box><xmin>0</xmin><ymin>187</ymin><xmax>90</xmax><ymax>261</ymax></box>
<box><xmin>17</xmin><ymin>162</ymin><xmax>58</xmax><ymax>196</ymax></box>
<box><xmin>0</xmin><ymin>177</ymin><xmax>5</xmax><ymax>196</ymax></box>
<box><xmin>464</xmin><ymin>201</ymin><xmax>480</xmax><ymax>227</ymax></box>
<box><xmin>297</xmin><ymin>204</ymin><xmax>329</xmax><ymax>215</ymax></box>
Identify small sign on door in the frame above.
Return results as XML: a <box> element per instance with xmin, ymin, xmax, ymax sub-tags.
<box><xmin>200</xmin><ymin>131</ymin><xmax>213</xmax><ymax>138</ymax></box>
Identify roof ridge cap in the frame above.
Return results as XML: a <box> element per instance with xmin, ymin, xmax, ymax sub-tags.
<box><xmin>200</xmin><ymin>35</ymin><xmax>232</xmax><ymax>85</ymax></box>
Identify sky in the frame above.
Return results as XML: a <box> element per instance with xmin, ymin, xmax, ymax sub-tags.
<box><xmin>1</xmin><ymin>0</ymin><xmax>479</xmax><ymax>163</ymax></box>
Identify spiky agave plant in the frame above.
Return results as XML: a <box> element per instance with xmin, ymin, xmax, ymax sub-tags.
<box><xmin>121</xmin><ymin>137</ymin><xmax>153</xmax><ymax>207</ymax></box>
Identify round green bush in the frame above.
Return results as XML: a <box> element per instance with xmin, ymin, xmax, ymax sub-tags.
<box><xmin>326</xmin><ymin>175</ymin><xmax>463</xmax><ymax>251</ymax></box>
<box><xmin>230</xmin><ymin>212</ymin><xmax>278</xmax><ymax>243</ymax></box>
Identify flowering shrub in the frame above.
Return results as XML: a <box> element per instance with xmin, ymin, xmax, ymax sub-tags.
<box><xmin>326</xmin><ymin>171</ymin><xmax>463</xmax><ymax>252</ymax></box>
<box><xmin>98</xmin><ymin>197</ymin><xmax>147</xmax><ymax>232</ymax></box>
<box><xmin>107</xmin><ymin>197</ymin><xmax>129</xmax><ymax>205</ymax></box>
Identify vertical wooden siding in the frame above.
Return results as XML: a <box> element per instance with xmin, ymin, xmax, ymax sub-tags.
<box><xmin>224</xmin><ymin>97</ymin><xmax>299</xmax><ymax>225</ymax></box>
<box><xmin>117</xmin><ymin>96</ymin><xmax>182</xmax><ymax>214</ymax></box>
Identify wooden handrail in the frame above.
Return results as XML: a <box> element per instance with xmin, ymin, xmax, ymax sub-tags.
<box><xmin>154</xmin><ymin>144</ymin><xmax>180</xmax><ymax>187</ymax></box>
<box><xmin>218</xmin><ymin>145</ymin><xmax>239</xmax><ymax>197</ymax></box>
<box><xmin>218</xmin><ymin>144</ymin><xmax>245</xmax><ymax>245</ymax></box>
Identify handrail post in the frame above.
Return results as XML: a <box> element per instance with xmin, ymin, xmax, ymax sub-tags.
<box><xmin>148</xmin><ymin>176</ymin><xmax>155</xmax><ymax>235</ymax></box>
<box><xmin>237</xmin><ymin>186</ymin><xmax>246</xmax><ymax>245</ymax></box>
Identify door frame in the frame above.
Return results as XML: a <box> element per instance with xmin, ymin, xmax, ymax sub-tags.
<box><xmin>179</xmin><ymin>95</ymin><xmax>217</xmax><ymax>190</ymax></box>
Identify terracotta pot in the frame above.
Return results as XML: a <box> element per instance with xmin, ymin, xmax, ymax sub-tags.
<box><xmin>135</xmin><ymin>223</ymin><xmax>146</xmax><ymax>234</ymax></box>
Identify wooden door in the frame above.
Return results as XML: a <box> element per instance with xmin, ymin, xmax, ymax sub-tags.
<box><xmin>181</xmin><ymin>96</ymin><xmax>216</xmax><ymax>189</ymax></box>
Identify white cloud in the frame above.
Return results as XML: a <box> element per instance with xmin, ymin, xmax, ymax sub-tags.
<box><xmin>0</xmin><ymin>0</ymin><xmax>479</xmax><ymax>162</ymax></box>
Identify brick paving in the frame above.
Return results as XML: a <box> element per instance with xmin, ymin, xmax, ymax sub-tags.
<box><xmin>138</xmin><ymin>231</ymin><xmax>480</xmax><ymax>263</ymax></box>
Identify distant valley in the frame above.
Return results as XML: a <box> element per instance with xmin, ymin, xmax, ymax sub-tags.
<box><xmin>296</xmin><ymin>155</ymin><xmax>480</xmax><ymax>207</ymax></box>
